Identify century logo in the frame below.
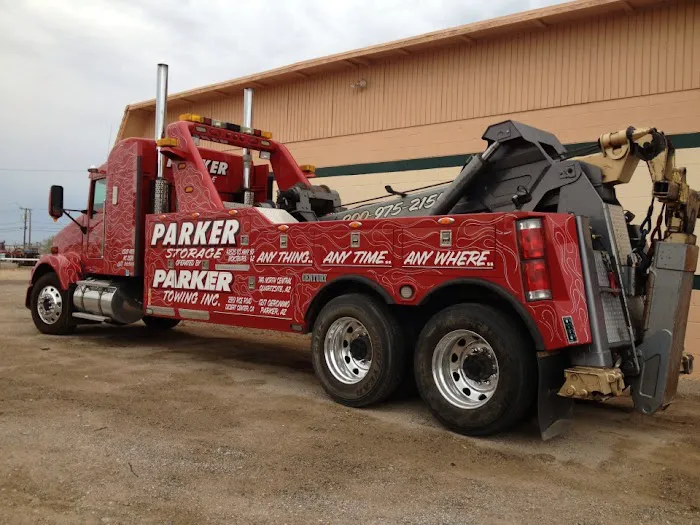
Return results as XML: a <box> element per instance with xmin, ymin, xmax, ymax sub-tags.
<box><xmin>151</xmin><ymin>219</ymin><xmax>240</xmax><ymax>247</ymax></box>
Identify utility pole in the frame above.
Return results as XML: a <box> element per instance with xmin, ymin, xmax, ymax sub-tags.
<box><xmin>19</xmin><ymin>206</ymin><xmax>31</xmax><ymax>249</ymax></box>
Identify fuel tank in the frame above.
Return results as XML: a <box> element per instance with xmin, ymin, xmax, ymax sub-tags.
<box><xmin>73</xmin><ymin>279</ymin><xmax>143</xmax><ymax>324</ymax></box>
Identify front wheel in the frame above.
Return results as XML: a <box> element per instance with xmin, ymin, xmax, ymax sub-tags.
<box><xmin>414</xmin><ymin>304</ymin><xmax>535</xmax><ymax>436</ymax></box>
<box><xmin>30</xmin><ymin>273</ymin><xmax>76</xmax><ymax>335</ymax></box>
<box><xmin>311</xmin><ymin>293</ymin><xmax>405</xmax><ymax>407</ymax></box>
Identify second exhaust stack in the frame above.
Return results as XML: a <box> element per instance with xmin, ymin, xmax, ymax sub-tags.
<box><xmin>153</xmin><ymin>63</ymin><xmax>170</xmax><ymax>214</ymax></box>
<box><xmin>242</xmin><ymin>87</ymin><xmax>254</xmax><ymax>205</ymax></box>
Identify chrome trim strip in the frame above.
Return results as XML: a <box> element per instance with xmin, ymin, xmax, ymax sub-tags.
<box><xmin>179</xmin><ymin>308</ymin><xmax>210</xmax><ymax>320</ymax></box>
<box><xmin>147</xmin><ymin>306</ymin><xmax>176</xmax><ymax>316</ymax></box>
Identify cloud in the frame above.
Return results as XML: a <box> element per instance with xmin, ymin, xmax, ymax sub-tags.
<box><xmin>0</xmin><ymin>0</ymin><xmax>565</xmax><ymax>243</ymax></box>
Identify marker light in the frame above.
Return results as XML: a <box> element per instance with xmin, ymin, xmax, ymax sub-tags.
<box><xmin>156</xmin><ymin>137</ymin><xmax>178</xmax><ymax>147</ymax></box>
<box><xmin>180</xmin><ymin>113</ymin><xmax>204</xmax><ymax>123</ymax></box>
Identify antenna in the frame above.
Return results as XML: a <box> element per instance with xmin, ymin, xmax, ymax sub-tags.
<box><xmin>106</xmin><ymin>123</ymin><xmax>113</xmax><ymax>157</ymax></box>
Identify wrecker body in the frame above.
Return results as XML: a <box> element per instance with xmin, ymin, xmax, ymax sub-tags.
<box><xmin>27</xmin><ymin>65</ymin><xmax>698</xmax><ymax>438</ymax></box>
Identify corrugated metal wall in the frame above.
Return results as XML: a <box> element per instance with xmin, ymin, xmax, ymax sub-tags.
<box><xmin>127</xmin><ymin>0</ymin><xmax>700</xmax><ymax>145</ymax></box>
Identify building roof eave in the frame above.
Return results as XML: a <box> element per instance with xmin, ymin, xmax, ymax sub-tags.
<box><xmin>125</xmin><ymin>0</ymin><xmax>657</xmax><ymax>112</ymax></box>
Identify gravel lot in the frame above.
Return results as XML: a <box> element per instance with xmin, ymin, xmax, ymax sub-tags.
<box><xmin>2</xmin><ymin>268</ymin><xmax>700</xmax><ymax>524</ymax></box>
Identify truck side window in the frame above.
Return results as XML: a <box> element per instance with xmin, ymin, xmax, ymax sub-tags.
<box><xmin>92</xmin><ymin>178</ymin><xmax>107</xmax><ymax>213</ymax></box>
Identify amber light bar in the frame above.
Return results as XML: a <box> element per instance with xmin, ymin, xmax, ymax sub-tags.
<box><xmin>179</xmin><ymin>113</ymin><xmax>272</xmax><ymax>139</ymax></box>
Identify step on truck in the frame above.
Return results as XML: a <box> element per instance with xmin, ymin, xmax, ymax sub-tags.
<box><xmin>28</xmin><ymin>64</ymin><xmax>698</xmax><ymax>438</ymax></box>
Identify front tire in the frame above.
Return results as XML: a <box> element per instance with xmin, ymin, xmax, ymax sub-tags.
<box><xmin>311</xmin><ymin>293</ymin><xmax>405</xmax><ymax>407</ymax></box>
<box><xmin>414</xmin><ymin>304</ymin><xmax>535</xmax><ymax>436</ymax></box>
<box><xmin>30</xmin><ymin>273</ymin><xmax>75</xmax><ymax>335</ymax></box>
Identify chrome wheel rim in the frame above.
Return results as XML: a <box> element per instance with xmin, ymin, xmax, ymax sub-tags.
<box><xmin>324</xmin><ymin>317</ymin><xmax>372</xmax><ymax>384</ymax></box>
<box><xmin>37</xmin><ymin>285</ymin><xmax>63</xmax><ymax>325</ymax></box>
<box><xmin>432</xmin><ymin>329</ymin><xmax>499</xmax><ymax>409</ymax></box>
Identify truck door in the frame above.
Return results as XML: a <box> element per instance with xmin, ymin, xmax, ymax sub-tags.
<box><xmin>84</xmin><ymin>177</ymin><xmax>107</xmax><ymax>269</ymax></box>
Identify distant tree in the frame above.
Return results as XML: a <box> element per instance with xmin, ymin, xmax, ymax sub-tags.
<box><xmin>40</xmin><ymin>236</ymin><xmax>55</xmax><ymax>255</ymax></box>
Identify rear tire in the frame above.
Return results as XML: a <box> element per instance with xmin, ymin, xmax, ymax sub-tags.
<box><xmin>414</xmin><ymin>304</ymin><xmax>535</xmax><ymax>436</ymax></box>
<box><xmin>142</xmin><ymin>316</ymin><xmax>180</xmax><ymax>330</ymax></box>
<box><xmin>30</xmin><ymin>273</ymin><xmax>75</xmax><ymax>335</ymax></box>
<box><xmin>311</xmin><ymin>293</ymin><xmax>405</xmax><ymax>407</ymax></box>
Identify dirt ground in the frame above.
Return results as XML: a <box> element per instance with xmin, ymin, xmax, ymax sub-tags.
<box><xmin>2</xmin><ymin>268</ymin><xmax>700</xmax><ymax>524</ymax></box>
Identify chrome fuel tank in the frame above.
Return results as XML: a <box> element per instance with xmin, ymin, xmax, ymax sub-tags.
<box><xmin>73</xmin><ymin>279</ymin><xmax>142</xmax><ymax>324</ymax></box>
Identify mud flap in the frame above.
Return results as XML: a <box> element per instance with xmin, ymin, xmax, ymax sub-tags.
<box><xmin>537</xmin><ymin>351</ymin><xmax>574</xmax><ymax>440</ymax></box>
<box><xmin>629</xmin><ymin>329</ymin><xmax>673</xmax><ymax>415</ymax></box>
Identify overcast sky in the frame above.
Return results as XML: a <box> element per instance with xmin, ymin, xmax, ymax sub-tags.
<box><xmin>0</xmin><ymin>0</ymin><xmax>566</xmax><ymax>245</ymax></box>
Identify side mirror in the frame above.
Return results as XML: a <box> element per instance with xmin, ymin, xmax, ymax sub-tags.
<box><xmin>49</xmin><ymin>185</ymin><xmax>64</xmax><ymax>219</ymax></box>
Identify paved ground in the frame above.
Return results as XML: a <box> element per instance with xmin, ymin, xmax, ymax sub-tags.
<box><xmin>2</xmin><ymin>267</ymin><xmax>700</xmax><ymax>524</ymax></box>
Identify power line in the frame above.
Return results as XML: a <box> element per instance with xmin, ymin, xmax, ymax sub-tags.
<box><xmin>0</xmin><ymin>225</ymin><xmax>62</xmax><ymax>230</ymax></box>
<box><xmin>0</xmin><ymin>168</ymin><xmax>84</xmax><ymax>172</ymax></box>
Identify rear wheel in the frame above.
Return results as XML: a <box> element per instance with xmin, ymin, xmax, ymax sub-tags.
<box><xmin>414</xmin><ymin>304</ymin><xmax>535</xmax><ymax>436</ymax></box>
<box><xmin>142</xmin><ymin>316</ymin><xmax>180</xmax><ymax>330</ymax></box>
<box><xmin>30</xmin><ymin>273</ymin><xmax>75</xmax><ymax>335</ymax></box>
<box><xmin>311</xmin><ymin>293</ymin><xmax>405</xmax><ymax>407</ymax></box>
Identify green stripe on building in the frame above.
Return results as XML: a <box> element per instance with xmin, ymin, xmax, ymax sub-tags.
<box><xmin>314</xmin><ymin>132</ymin><xmax>700</xmax><ymax>179</ymax></box>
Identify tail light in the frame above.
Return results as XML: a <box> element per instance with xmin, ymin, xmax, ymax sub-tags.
<box><xmin>522</xmin><ymin>259</ymin><xmax>551</xmax><ymax>300</ymax></box>
<box><xmin>517</xmin><ymin>219</ymin><xmax>546</xmax><ymax>259</ymax></box>
<box><xmin>517</xmin><ymin>218</ymin><xmax>551</xmax><ymax>301</ymax></box>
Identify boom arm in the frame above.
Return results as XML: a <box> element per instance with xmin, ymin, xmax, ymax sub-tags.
<box><xmin>575</xmin><ymin>127</ymin><xmax>700</xmax><ymax>244</ymax></box>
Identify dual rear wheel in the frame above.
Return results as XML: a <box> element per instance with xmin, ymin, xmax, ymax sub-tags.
<box><xmin>311</xmin><ymin>294</ymin><xmax>406</xmax><ymax>407</ymax></box>
<box><xmin>311</xmin><ymin>296</ymin><xmax>535</xmax><ymax>435</ymax></box>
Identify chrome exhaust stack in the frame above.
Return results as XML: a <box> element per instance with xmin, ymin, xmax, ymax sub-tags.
<box><xmin>242</xmin><ymin>87</ymin><xmax>254</xmax><ymax>205</ymax></box>
<box><xmin>153</xmin><ymin>63</ymin><xmax>170</xmax><ymax>214</ymax></box>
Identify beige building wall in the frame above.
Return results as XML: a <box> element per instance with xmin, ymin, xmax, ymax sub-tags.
<box><xmin>123</xmin><ymin>0</ymin><xmax>700</xmax><ymax>146</ymax></box>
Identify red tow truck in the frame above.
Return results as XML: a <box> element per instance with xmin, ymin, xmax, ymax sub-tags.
<box><xmin>27</xmin><ymin>65</ymin><xmax>698</xmax><ymax>438</ymax></box>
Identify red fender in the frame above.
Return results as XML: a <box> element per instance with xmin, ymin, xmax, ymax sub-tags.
<box><xmin>26</xmin><ymin>253</ymin><xmax>83</xmax><ymax>308</ymax></box>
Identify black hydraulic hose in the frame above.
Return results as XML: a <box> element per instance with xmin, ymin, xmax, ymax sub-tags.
<box><xmin>341</xmin><ymin>180</ymin><xmax>453</xmax><ymax>208</ymax></box>
<box><xmin>429</xmin><ymin>141</ymin><xmax>501</xmax><ymax>216</ymax></box>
